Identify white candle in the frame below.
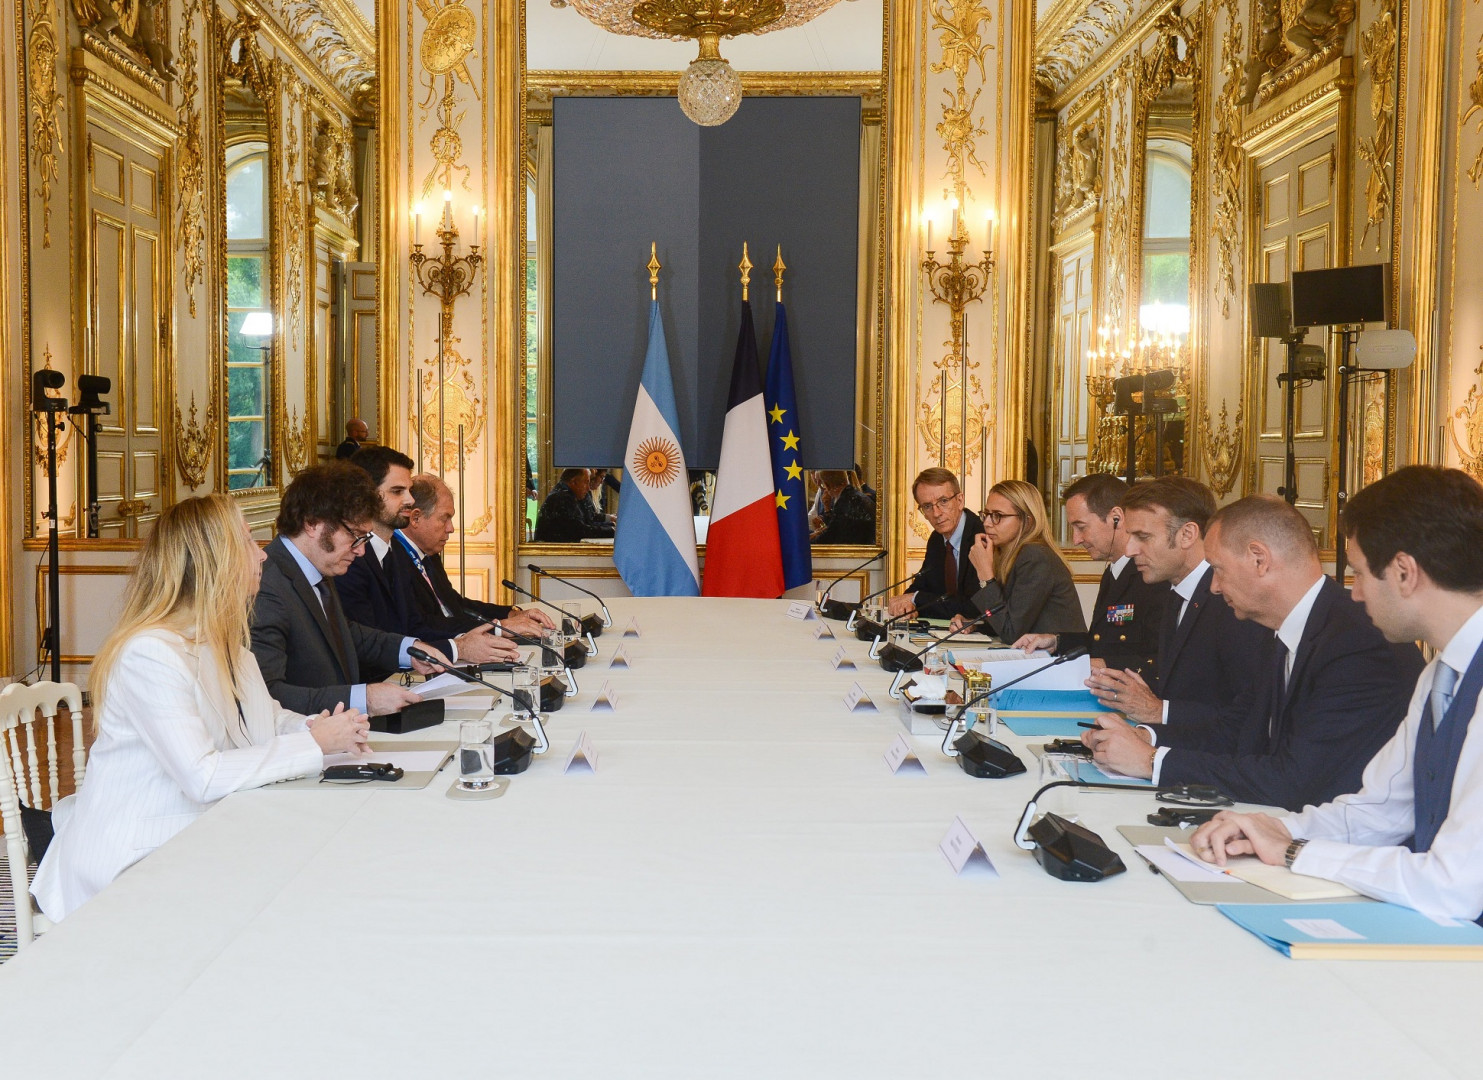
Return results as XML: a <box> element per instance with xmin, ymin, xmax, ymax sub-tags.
<box><xmin>442</xmin><ymin>189</ymin><xmax>453</xmax><ymax>229</ymax></box>
<box><xmin>986</xmin><ymin>213</ymin><xmax>997</xmax><ymax>252</ymax></box>
<box><xmin>413</xmin><ymin>204</ymin><xmax>422</xmax><ymax>243</ymax></box>
<box><xmin>925</xmin><ymin>215</ymin><xmax>933</xmax><ymax>251</ymax></box>
<box><xmin>472</xmin><ymin>205</ymin><xmax>481</xmax><ymax>242</ymax></box>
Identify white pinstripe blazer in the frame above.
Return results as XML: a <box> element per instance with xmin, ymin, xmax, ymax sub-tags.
<box><xmin>31</xmin><ymin>629</ymin><xmax>324</xmax><ymax>921</ymax></box>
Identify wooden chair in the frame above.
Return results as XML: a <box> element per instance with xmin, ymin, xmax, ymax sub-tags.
<box><xmin>1</xmin><ymin>680</ymin><xmax>85</xmax><ymax>950</ymax></box>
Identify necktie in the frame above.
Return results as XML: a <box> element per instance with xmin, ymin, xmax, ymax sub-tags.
<box><xmin>944</xmin><ymin>543</ymin><xmax>958</xmax><ymax>597</ymax></box>
<box><xmin>1429</xmin><ymin>661</ymin><xmax>1459</xmax><ymax>732</ymax></box>
<box><xmin>313</xmin><ymin>579</ymin><xmax>351</xmax><ymax>677</ymax></box>
<box><xmin>1268</xmin><ymin>639</ymin><xmax>1289</xmax><ymax>742</ymax></box>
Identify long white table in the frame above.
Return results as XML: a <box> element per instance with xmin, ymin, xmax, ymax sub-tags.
<box><xmin>3</xmin><ymin>598</ymin><xmax>1481</xmax><ymax>1078</ymax></box>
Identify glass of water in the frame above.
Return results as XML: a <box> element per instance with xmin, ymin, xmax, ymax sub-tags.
<box><xmin>560</xmin><ymin>601</ymin><xmax>584</xmax><ymax>636</ymax></box>
<box><xmin>457</xmin><ymin>718</ymin><xmax>495</xmax><ymax>791</ymax></box>
<box><xmin>510</xmin><ymin>663</ymin><xmax>542</xmax><ymax>717</ymax></box>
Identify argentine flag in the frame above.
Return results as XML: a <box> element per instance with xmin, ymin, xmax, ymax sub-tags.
<box><xmin>614</xmin><ymin>300</ymin><xmax>701</xmax><ymax>595</ymax></box>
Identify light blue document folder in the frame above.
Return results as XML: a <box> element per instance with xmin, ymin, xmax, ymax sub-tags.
<box><xmin>998</xmin><ymin>689</ymin><xmax>1117</xmax><ymax>737</ymax></box>
<box><xmin>1218</xmin><ymin>902</ymin><xmax>1483</xmax><ymax>959</ymax></box>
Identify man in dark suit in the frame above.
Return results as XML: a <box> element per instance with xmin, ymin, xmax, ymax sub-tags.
<box><xmin>1014</xmin><ymin>473</ymin><xmax>1168</xmax><ymax>676</ymax></box>
<box><xmin>1083</xmin><ymin>476</ymin><xmax>1269</xmax><ymax>727</ymax></box>
<box><xmin>250</xmin><ymin>462</ymin><xmax>441</xmax><ymax>716</ymax></box>
<box><xmin>338</xmin><ymin>447</ymin><xmax>517</xmax><ymax>679</ymax></box>
<box><xmin>536</xmin><ymin>469</ymin><xmax>615</xmax><ymax>542</ymax></box>
<box><xmin>887</xmin><ymin>467</ymin><xmax>984</xmax><ymax>620</ymax></box>
<box><xmin>1085</xmin><ymin>495</ymin><xmax>1423</xmax><ymax>810</ymax></box>
<box><xmin>400</xmin><ymin>473</ymin><xmax>553</xmax><ymax>639</ymax></box>
<box><xmin>335</xmin><ymin>418</ymin><xmax>369</xmax><ymax>460</ymax></box>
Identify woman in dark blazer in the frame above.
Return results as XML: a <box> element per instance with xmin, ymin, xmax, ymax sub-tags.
<box><xmin>958</xmin><ymin>479</ymin><xmax>1086</xmax><ymax>642</ymax></box>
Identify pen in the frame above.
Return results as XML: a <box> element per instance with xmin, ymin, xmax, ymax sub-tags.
<box><xmin>1077</xmin><ymin>721</ymin><xmax>1099</xmax><ymax>729</ymax></box>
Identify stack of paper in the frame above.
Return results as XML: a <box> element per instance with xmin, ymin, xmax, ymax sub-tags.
<box><xmin>1165</xmin><ymin>841</ymin><xmax>1359</xmax><ymax>900</ymax></box>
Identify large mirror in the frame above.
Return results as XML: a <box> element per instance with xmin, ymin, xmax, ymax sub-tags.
<box><xmin>219</xmin><ymin>20</ymin><xmax>279</xmax><ymax>492</ymax></box>
<box><xmin>518</xmin><ymin>69</ymin><xmax>886</xmax><ymax>554</ymax></box>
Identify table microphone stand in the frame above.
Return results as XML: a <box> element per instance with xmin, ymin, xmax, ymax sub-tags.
<box><xmin>408</xmin><ymin>646</ymin><xmax>548</xmax><ymax>756</ymax></box>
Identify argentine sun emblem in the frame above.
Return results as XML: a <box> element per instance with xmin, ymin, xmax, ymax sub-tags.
<box><xmin>633</xmin><ymin>436</ymin><xmax>682</xmax><ymax>487</ymax></box>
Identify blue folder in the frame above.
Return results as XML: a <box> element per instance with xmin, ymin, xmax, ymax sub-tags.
<box><xmin>1218</xmin><ymin>901</ymin><xmax>1483</xmax><ymax>959</ymax></box>
<box><xmin>997</xmin><ymin>689</ymin><xmax>1117</xmax><ymax>737</ymax></box>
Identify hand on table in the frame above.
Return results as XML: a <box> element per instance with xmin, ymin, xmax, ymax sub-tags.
<box><xmin>1080</xmin><ymin>714</ymin><xmax>1156</xmax><ymax>779</ymax></box>
<box><xmin>454</xmin><ymin>623</ymin><xmax>522</xmax><ymax>663</ymax></box>
<box><xmin>308</xmin><ymin>703</ymin><xmax>371</xmax><ymax>755</ymax></box>
<box><xmin>1086</xmin><ymin>666</ymin><xmax>1163</xmax><ymax>724</ymax></box>
<box><xmin>886</xmin><ymin>594</ymin><xmax>917</xmax><ymax>618</ymax></box>
<box><xmin>366</xmin><ymin>681</ymin><xmax>423</xmax><ymax>717</ymax></box>
<box><xmin>509</xmin><ymin>607</ymin><xmax>555</xmax><ymax>632</ymax></box>
<box><xmin>1190</xmin><ymin>811</ymin><xmax>1293</xmax><ymax>867</ymax></box>
<box><xmin>1013</xmin><ymin>633</ymin><xmax>1057</xmax><ymax>653</ymax></box>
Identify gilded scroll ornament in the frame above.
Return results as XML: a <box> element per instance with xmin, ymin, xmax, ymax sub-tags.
<box><xmin>1199</xmin><ymin>398</ymin><xmax>1244</xmax><ymax>498</ymax></box>
<box><xmin>312</xmin><ymin>116</ymin><xmax>360</xmax><ymax>218</ymax></box>
<box><xmin>285</xmin><ymin>405</ymin><xmax>314</xmax><ymax>474</ymax></box>
<box><xmin>1241</xmin><ymin>0</ymin><xmax>1355</xmax><ymax>107</ymax></box>
<box><xmin>1053</xmin><ymin>117</ymin><xmax>1101</xmax><ymax>232</ymax></box>
<box><xmin>27</xmin><ymin>0</ymin><xmax>64</xmax><ymax>250</ymax></box>
<box><xmin>414</xmin><ymin>335</ymin><xmax>485</xmax><ymax>471</ymax></box>
<box><xmin>176</xmin><ymin>0</ymin><xmax>205</xmax><ymax>316</ymax></box>
<box><xmin>1101</xmin><ymin>55</ymin><xmax>1137</xmax><ymax>334</ymax></box>
<box><xmin>930</xmin><ymin>0</ymin><xmax>992</xmax><ymax>205</ymax></box>
<box><xmin>1464</xmin><ymin>36</ymin><xmax>1483</xmax><ymax>188</ymax></box>
<box><xmin>264</xmin><ymin>0</ymin><xmax>377</xmax><ymax>108</ymax></box>
<box><xmin>1451</xmin><ymin>357</ymin><xmax>1483</xmax><ymax>480</ymax></box>
<box><xmin>1212</xmin><ymin>0</ymin><xmax>1244</xmax><ymax>318</ymax></box>
<box><xmin>1034</xmin><ymin>0</ymin><xmax>1136</xmax><ymax>104</ymax></box>
<box><xmin>174</xmin><ymin>392</ymin><xmax>217</xmax><ymax>490</ymax></box>
<box><xmin>283</xmin><ymin>73</ymin><xmax>307</xmax><ymax>338</ymax></box>
<box><xmin>465</xmin><ymin>505</ymin><xmax>492</xmax><ymax>538</ymax></box>
<box><xmin>1356</xmin><ymin>0</ymin><xmax>1396</xmax><ymax>252</ymax></box>
<box><xmin>417</xmin><ymin>0</ymin><xmax>479</xmax><ymax>198</ymax></box>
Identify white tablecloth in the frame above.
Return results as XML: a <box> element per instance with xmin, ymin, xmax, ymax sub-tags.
<box><xmin>2</xmin><ymin>598</ymin><xmax>1481</xmax><ymax>1078</ymax></box>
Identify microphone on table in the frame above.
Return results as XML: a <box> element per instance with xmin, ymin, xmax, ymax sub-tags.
<box><xmin>526</xmin><ymin>563</ymin><xmax>610</xmax><ymax>632</ymax></box>
<box><xmin>501</xmin><ymin>579</ymin><xmax>598</xmax><ymax>658</ymax></box>
<box><xmin>877</xmin><ymin>610</ymin><xmax>990</xmax><ymax>674</ymax></box>
<box><xmin>938</xmin><ymin>645</ymin><xmax>1090</xmax><ymax>775</ymax></box>
<box><xmin>459</xmin><ymin>604</ymin><xmax>577</xmax><ymax>701</ymax></box>
<box><xmin>854</xmin><ymin>581</ymin><xmax>929</xmax><ymax>643</ymax></box>
<box><xmin>816</xmin><ymin>550</ymin><xmax>886</xmax><ymax>621</ymax></box>
<box><xmin>408</xmin><ymin>646</ymin><xmax>548</xmax><ymax>772</ymax></box>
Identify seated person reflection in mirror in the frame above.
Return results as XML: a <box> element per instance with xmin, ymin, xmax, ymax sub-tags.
<box><xmin>949</xmin><ymin>479</ymin><xmax>1086</xmax><ymax>641</ymax></box>
<box><xmin>30</xmin><ymin>495</ymin><xmax>372</xmax><ymax>922</ymax></box>
<box><xmin>1190</xmin><ymin>468</ymin><xmax>1483</xmax><ymax>922</ymax></box>
<box><xmin>401</xmin><ymin>473</ymin><xmax>552</xmax><ymax>640</ymax></box>
<box><xmin>810</xmin><ymin>469</ymin><xmax>874</xmax><ymax>545</ymax></box>
<box><xmin>536</xmin><ymin>468</ymin><xmax>616</xmax><ymax>542</ymax></box>
<box><xmin>335</xmin><ymin>417</ymin><xmax>369</xmax><ymax>459</ymax></box>
<box><xmin>887</xmin><ymin>467</ymin><xmax>984</xmax><ymax>621</ymax></box>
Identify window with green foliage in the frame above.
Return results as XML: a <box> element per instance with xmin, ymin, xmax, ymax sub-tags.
<box><xmin>225</xmin><ymin>142</ymin><xmax>272</xmax><ymax>489</ymax></box>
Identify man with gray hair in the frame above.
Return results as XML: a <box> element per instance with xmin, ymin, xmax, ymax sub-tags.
<box><xmin>1083</xmin><ymin>493</ymin><xmax>1423</xmax><ymax>810</ymax></box>
<box><xmin>399</xmin><ymin>473</ymin><xmax>553</xmax><ymax>640</ymax></box>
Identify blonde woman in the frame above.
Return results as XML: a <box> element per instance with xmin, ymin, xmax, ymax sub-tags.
<box><xmin>31</xmin><ymin>495</ymin><xmax>369</xmax><ymax>921</ymax></box>
<box><xmin>954</xmin><ymin>480</ymin><xmax>1086</xmax><ymax>642</ymax></box>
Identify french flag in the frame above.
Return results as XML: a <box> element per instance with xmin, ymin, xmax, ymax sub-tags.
<box><xmin>702</xmin><ymin>298</ymin><xmax>784</xmax><ymax>598</ymax></box>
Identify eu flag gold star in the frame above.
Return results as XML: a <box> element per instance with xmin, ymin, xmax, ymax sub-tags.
<box><xmin>780</xmin><ymin>430</ymin><xmax>800</xmax><ymax>450</ymax></box>
<box><xmin>776</xmin><ymin>490</ymin><xmax>791</xmax><ymax>509</ymax></box>
<box><xmin>768</xmin><ymin>404</ymin><xmax>786</xmax><ymax>425</ymax></box>
<box><xmin>784</xmin><ymin>460</ymin><xmax>803</xmax><ymax>481</ymax></box>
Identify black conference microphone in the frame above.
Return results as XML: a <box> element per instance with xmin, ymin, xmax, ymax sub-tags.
<box><xmin>877</xmin><ymin>610</ymin><xmax>991</xmax><ymax>673</ymax></box>
<box><xmin>500</xmin><ymin>580</ymin><xmax>598</xmax><ymax>665</ymax></box>
<box><xmin>457</xmin><ymin>604</ymin><xmax>576</xmax><ymax>702</ymax></box>
<box><xmin>852</xmin><ymin>577</ymin><xmax>925</xmax><ymax>640</ymax></box>
<box><xmin>938</xmin><ymin>646</ymin><xmax>1091</xmax><ymax>777</ymax></box>
<box><xmin>526</xmin><ymin>564</ymin><xmax>610</xmax><ymax>632</ymax></box>
<box><xmin>861</xmin><ymin>599</ymin><xmax>937</xmax><ymax>656</ymax></box>
<box><xmin>502</xmin><ymin>578</ymin><xmax>582</xmax><ymax>635</ymax></box>
<box><xmin>816</xmin><ymin>550</ymin><xmax>886</xmax><ymax>621</ymax></box>
<box><xmin>408</xmin><ymin>646</ymin><xmax>547</xmax><ymax>771</ymax></box>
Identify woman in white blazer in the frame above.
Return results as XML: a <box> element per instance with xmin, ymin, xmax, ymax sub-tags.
<box><xmin>31</xmin><ymin>495</ymin><xmax>371</xmax><ymax>921</ymax></box>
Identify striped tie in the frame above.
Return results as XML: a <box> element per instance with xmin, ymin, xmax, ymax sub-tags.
<box><xmin>1429</xmin><ymin>661</ymin><xmax>1459</xmax><ymax>732</ymax></box>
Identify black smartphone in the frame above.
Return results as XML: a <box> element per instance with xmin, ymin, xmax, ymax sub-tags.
<box><xmin>322</xmin><ymin>762</ymin><xmax>404</xmax><ymax>782</ymax></box>
<box><xmin>1146</xmin><ymin>807</ymin><xmax>1220</xmax><ymax>827</ymax></box>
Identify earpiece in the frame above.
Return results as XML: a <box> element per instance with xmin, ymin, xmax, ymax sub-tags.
<box><xmin>1111</xmin><ymin>515</ymin><xmax>1122</xmax><ymax>527</ymax></box>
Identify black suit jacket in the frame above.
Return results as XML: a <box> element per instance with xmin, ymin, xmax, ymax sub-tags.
<box><xmin>1158</xmin><ymin>564</ymin><xmax>1271</xmax><ymax>724</ymax></box>
<box><xmin>1061</xmin><ymin>560</ymin><xmax>1169</xmax><ymax>677</ymax></box>
<box><xmin>969</xmin><ymin>542</ymin><xmax>1087</xmax><ymax>640</ymax></box>
<box><xmin>909</xmin><ymin>509</ymin><xmax>984</xmax><ymax>620</ymax></box>
<box><xmin>334</xmin><ymin>438</ymin><xmax>360</xmax><ymax>460</ymax></box>
<box><xmin>337</xmin><ymin>541</ymin><xmax>455</xmax><ymax>680</ymax></box>
<box><xmin>407</xmin><ymin>548</ymin><xmax>514</xmax><ymax>635</ymax></box>
<box><xmin>535</xmin><ymin>484</ymin><xmax>615</xmax><ymax>542</ymax></box>
<box><xmin>249</xmin><ymin>537</ymin><xmax>406</xmax><ymax>714</ymax></box>
<box><xmin>1159</xmin><ymin>576</ymin><xmax>1425</xmax><ymax>811</ymax></box>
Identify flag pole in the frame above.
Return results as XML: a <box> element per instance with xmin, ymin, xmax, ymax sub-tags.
<box><xmin>647</xmin><ymin>241</ymin><xmax>661</xmax><ymax>300</ymax></box>
<box><xmin>773</xmin><ymin>245</ymin><xmax>785</xmax><ymax>303</ymax></box>
<box><xmin>739</xmin><ymin>242</ymin><xmax>752</xmax><ymax>301</ymax></box>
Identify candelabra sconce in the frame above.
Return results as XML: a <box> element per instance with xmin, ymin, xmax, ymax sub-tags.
<box><xmin>920</xmin><ymin>220</ymin><xmax>996</xmax><ymax>477</ymax></box>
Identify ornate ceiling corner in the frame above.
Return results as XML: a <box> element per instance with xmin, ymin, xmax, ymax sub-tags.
<box><xmin>257</xmin><ymin>0</ymin><xmax>376</xmax><ymax>113</ymax></box>
<box><xmin>1034</xmin><ymin>0</ymin><xmax>1173</xmax><ymax>109</ymax></box>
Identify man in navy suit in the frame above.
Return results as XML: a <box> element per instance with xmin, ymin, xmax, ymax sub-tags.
<box><xmin>338</xmin><ymin>446</ymin><xmax>518</xmax><ymax>680</ymax></box>
<box><xmin>887</xmin><ymin>467</ymin><xmax>984</xmax><ymax>621</ymax></box>
<box><xmin>1084</xmin><ymin>495</ymin><xmax>1423</xmax><ymax>810</ymax></box>
<box><xmin>1084</xmin><ymin>477</ymin><xmax>1269</xmax><ymax>726</ymax></box>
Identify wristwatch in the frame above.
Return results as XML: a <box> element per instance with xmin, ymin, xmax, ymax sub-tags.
<box><xmin>1284</xmin><ymin>838</ymin><xmax>1308</xmax><ymax>868</ymax></box>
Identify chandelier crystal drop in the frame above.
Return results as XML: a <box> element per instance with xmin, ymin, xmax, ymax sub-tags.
<box><xmin>678</xmin><ymin>35</ymin><xmax>743</xmax><ymax>126</ymax></box>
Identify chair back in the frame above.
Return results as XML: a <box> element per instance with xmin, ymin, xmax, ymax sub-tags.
<box><xmin>1</xmin><ymin>680</ymin><xmax>84</xmax><ymax>950</ymax></box>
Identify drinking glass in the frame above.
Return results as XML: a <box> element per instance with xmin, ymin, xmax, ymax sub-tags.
<box><xmin>510</xmin><ymin>663</ymin><xmax>543</xmax><ymax>717</ymax></box>
<box><xmin>560</xmin><ymin>601</ymin><xmax>584</xmax><ymax>637</ymax></box>
<box><xmin>457</xmin><ymin>718</ymin><xmax>495</xmax><ymax>791</ymax></box>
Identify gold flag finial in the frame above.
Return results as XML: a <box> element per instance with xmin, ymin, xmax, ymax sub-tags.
<box><xmin>773</xmin><ymin>245</ymin><xmax>786</xmax><ymax>302</ymax></box>
<box><xmin>647</xmin><ymin>242</ymin><xmax>661</xmax><ymax>300</ymax></box>
<box><xmin>739</xmin><ymin>242</ymin><xmax>753</xmax><ymax>302</ymax></box>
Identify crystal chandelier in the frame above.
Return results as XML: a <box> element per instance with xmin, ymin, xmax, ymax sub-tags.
<box><xmin>564</xmin><ymin>0</ymin><xmax>845</xmax><ymax>126</ymax></box>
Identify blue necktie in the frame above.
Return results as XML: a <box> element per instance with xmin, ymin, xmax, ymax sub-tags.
<box><xmin>1429</xmin><ymin>661</ymin><xmax>1459</xmax><ymax>731</ymax></box>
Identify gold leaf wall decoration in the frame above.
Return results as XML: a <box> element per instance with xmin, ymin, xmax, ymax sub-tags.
<box><xmin>1465</xmin><ymin>35</ymin><xmax>1483</xmax><ymax>188</ymax></box>
<box><xmin>27</xmin><ymin>0</ymin><xmax>64</xmax><ymax>250</ymax></box>
<box><xmin>1357</xmin><ymin>0</ymin><xmax>1397</xmax><ymax>251</ymax></box>
<box><xmin>174</xmin><ymin>393</ymin><xmax>218</xmax><ymax>490</ymax></box>
<box><xmin>285</xmin><ymin>404</ymin><xmax>314</xmax><ymax>474</ymax></box>
<box><xmin>1211</xmin><ymin>0</ymin><xmax>1244</xmax><ymax>318</ymax></box>
<box><xmin>417</xmin><ymin>0</ymin><xmax>478</xmax><ymax>198</ymax></box>
<box><xmin>1451</xmin><ymin>357</ymin><xmax>1483</xmax><ymax>480</ymax></box>
<box><xmin>282</xmin><ymin>70</ymin><xmax>307</xmax><ymax>338</ymax></box>
<box><xmin>176</xmin><ymin>0</ymin><xmax>206</xmax><ymax>316</ymax></box>
<box><xmin>1200</xmin><ymin>398</ymin><xmax>1244</xmax><ymax>497</ymax></box>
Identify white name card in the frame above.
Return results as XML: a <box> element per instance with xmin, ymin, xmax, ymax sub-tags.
<box><xmin>591</xmin><ymin>681</ymin><xmax>620</xmax><ymax>711</ymax></box>
<box><xmin>939</xmin><ymin>815</ymin><xmax>999</xmax><ymax>877</ymax></box>
<box><xmin>609</xmin><ymin>646</ymin><xmax>631</xmax><ymax>669</ymax></box>
<box><xmin>843</xmin><ymin>682</ymin><xmax>878</xmax><ymax>712</ymax></box>
<box><xmin>623</xmin><ymin>617</ymin><xmax>642</xmax><ymax>638</ymax></box>
<box><xmin>883</xmin><ymin>734</ymin><xmax>927</xmax><ymax>774</ymax></box>
<box><xmin>813</xmin><ymin>622</ymin><xmax>835</xmax><ymax>640</ymax></box>
<box><xmin>564</xmin><ymin>730</ymin><xmax>599</xmax><ymax>773</ymax></box>
<box><xmin>830</xmin><ymin>645</ymin><xmax>856</xmax><ymax>670</ymax></box>
<box><xmin>786</xmin><ymin>601</ymin><xmax>817</xmax><ymax>620</ymax></box>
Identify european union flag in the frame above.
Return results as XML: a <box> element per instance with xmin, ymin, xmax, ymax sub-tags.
<box><xmin>764</xmin><ymin>300</ymin><xmax>812</xmax><ymax>590</ymax></box>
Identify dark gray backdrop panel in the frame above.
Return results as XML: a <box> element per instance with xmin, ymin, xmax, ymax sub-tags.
<box><xmin>552</xmin><ymin>98</ymin><xmax>699</xmax><ymax>468</ymax></box>
<box><xmin>552</xmin><ymin>95</ymin><xmax>860</xmax><ymax>471</ymax></box>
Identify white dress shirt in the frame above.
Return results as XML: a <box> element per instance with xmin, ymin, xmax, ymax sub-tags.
<box><xmin>1282</xmin><ymin>602</ymin><xmax>1483</xmax><ymax>921</ymax></box>
<box><xmin>1109</xmin><ymin>555</ymin><xmax>1131</xmax><ymax>579</ymax></box>
<box><xmin>30</xmin><ymin>630</ymin><xmax>323</xmax><ymax>921</ymax></box>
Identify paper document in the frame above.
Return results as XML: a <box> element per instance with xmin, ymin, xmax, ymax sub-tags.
<box><xmin>1136</xmin><ymin>844</ymin><xmax>1229</xmax><ymax>882</ymax></box>
<box><xmin>323</xmin><ymin>749</ymin><xmax>451</xmax><ymax>773</ymax></box>
<box><xmin>413</xmin><ymin>672</ymin><xmax>487</xmax><ymax>700</ymax></box>
<box><xmin>1169</xmin><ymin>842</ymin><xmax>1358</xmax><ymax>900</ymax></box>
<box><xmin>945</xmin><ymin>653</ymin><xmax>1093</xmax><ymax>692</ymax></box>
